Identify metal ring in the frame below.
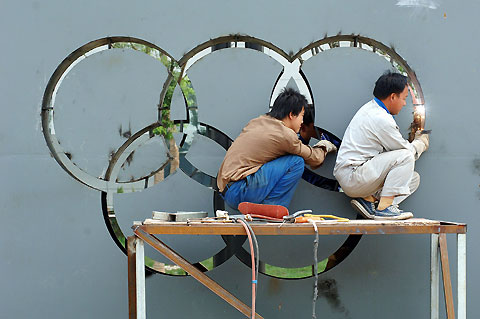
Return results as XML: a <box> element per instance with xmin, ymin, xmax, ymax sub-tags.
<box><xmin>42</xmin><ymin>34</ymin><xmax>425</xmax><ymax>278</ymax></box>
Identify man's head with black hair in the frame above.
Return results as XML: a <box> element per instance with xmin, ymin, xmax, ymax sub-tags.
<box><xmin>268</xmin><ymin>88</ymin><xmax>307</xmax><ymax>120</ymax></box>
<box><xmin>299</xmin><ymin>105</ymin><xmax>318</xmax><ymax>144</ymax></box>
<box><xmin>302</xmin><ymin>105</ymin><xmax>315</xmax><ymax>126</ymax></box>
<box><xmin>373</xmin><ymin>71</ymin><xmax>408</xmax><ymax>100</ymax></box>
<box><xmin>373</xmin><ymin>71</ymin><xmax>409</xmax><ymax>115</ymax></box>
<box><xmin>267</xmin><ymin>88</ymin><xmax>307</xmax><ymax>133</ymax></box>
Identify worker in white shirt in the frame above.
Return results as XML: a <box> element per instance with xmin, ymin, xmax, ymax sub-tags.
<box><xmin>333</xmin><ymin>71</ymin><xmax>429</xmax><ymax>220</ymax></box>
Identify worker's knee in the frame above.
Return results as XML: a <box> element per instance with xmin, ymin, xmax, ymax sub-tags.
<box><xmin>395</xmin><ymin>149</ymin><xmax>415</xmax><ymax>165</ymax></box>
<box><xmin>290</xmin><ymin>155</ymin><xmax>305</xmax><ymax>166</ymax></box>
<box><xmin>411</xmin><ymin>171</ymin><xmax>420</xmax><ymax>189</ymax></box>
<box><xmin>412</xmin><ymin>171</ymin><xmax>420</xmax><ymax>182</ymax></box>
<box><xmin>288</xmin><ymin>155</ymin><xmax>305</xmax><ymax>174</ymax></box>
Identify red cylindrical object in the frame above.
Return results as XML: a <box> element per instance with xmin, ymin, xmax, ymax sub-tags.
<box><xmin>238</xmin><ymin>202</ymin><xmax>289</xmax><ymax>219</ymax></box>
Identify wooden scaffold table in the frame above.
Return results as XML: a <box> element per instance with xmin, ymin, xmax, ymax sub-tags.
<box><xmin>127</xmin><ymin>218</ymin><xmax>466</xmax><ymax>319</ymax></box>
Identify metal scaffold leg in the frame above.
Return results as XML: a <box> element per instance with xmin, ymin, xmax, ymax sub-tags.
<box><xmin>457</xmin><ymin>234</ymin><xmax>466</xmax><ymax>319</ymax></box>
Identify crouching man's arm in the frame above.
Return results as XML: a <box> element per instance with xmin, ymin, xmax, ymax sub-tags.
<box><xmin>285</xmin><ymin>134</ymin><xmax>337</xmax><ymax>170</ymax></box>
<box><xmin>379</xmin><ymin>120</ymin><xmax>429</xmax><ymax>160</ymax></box>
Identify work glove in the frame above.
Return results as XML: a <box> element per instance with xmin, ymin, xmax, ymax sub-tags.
<box><xmin>314</xmin><ymin>140</ymin><xmax>337</xmax><ymax>153</ymax></box>
<box><xmin>411</xmin><ymin>131</ymin><xmax>429</xmax><ymax>159</ymax></box>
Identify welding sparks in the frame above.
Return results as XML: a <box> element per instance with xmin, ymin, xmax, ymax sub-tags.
<box><xmin>413</xmin><ymin>104</ymin><xmax>426</xmax><ymax>130</ymax></box>
<box><xmin>415</xmin><ymin>103</ymin><xmax>425</xmax><ymax>115</ymax></box>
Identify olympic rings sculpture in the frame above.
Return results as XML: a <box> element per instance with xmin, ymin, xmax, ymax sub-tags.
<box><xmin>41</xmin><ymin>34</ymin><xmax>425</xmax><ymax>279</ymax></box>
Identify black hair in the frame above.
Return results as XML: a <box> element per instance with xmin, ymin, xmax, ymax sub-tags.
<box><xmin>267</xmin><ymin>88</ymin><xmax>307</xmax><ymax>120</ymax></box>
<box><xmin>373</xmin><ymin>71</ymin><xmax>408</xmax><ymax>100</ymax></box>
<box><xmin>303</xmin><ymin>105</ymin><xmax>315</xmax><ymax>125</ymax></box>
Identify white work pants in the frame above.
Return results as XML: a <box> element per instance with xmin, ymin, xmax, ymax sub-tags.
<box><xmin>335</xmin><ymin>149</ymin><xmax>420</xmax><ymax>204</ymax></box>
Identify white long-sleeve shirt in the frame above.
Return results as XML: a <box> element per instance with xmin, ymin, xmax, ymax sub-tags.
<box><xmin>334</xmin><ymin>99</ymin><xmax>424</xmax><ymax>173</ymax></box>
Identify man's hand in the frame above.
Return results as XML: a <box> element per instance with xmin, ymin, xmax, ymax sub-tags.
<box><xmin>412</xmin><ymin>130</ymin><xmax>429</xmax><ymax>158</ymax></box>
<box><xmin>314</xmin><ymin>140</ymin><xmax>337</xmax><ymax>153</ymax></box>
<box><xmin>415</xmin><ymin>131</ymin><xmax>429</xmax><ymax>150</ymax></box>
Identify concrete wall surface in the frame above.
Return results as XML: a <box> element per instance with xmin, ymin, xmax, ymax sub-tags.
<box><xmin>1</xmin><ymin>0</ymin><xmax>478</xmax><ymax>318</ymax></box>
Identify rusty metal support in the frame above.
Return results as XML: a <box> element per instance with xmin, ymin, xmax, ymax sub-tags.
<box><xmin>430</xmin><ymin>234</ymin><xmax>440</xmax><ymax>319</ymax></box>
<box><xmin>133</xmin><ymin>227</ymin><xmax>264</xmax><ymax>319</ymax></box>
<box><xmin>439</xmin><ymin>233</ymin><xmax>455</xmax><ymax>319</ymax></box>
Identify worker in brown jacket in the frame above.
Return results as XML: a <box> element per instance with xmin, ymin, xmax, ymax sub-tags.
<box><xmin>217</xmin><ymin>88</ymin><xmax>337</xmax><ymax>209</ymax></box>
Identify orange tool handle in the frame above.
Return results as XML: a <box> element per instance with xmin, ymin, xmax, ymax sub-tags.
<box><xmin>294</xmin><ymin>216</ymin><xmax>312</xmax><ymax>223</ymax></box>
<box><xmin>294</xmin><ymin>215</ymin><xmax>350</xmax><ymax>223</ymax></box>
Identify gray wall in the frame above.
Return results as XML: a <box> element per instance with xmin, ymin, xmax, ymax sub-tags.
<box><xmin>1</xmin><ymin>1</ymin><xmax>478</xmax><ymax>318</ymax></box>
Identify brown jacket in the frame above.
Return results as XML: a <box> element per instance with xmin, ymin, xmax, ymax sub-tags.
<box><xmin>217</xmin><ymin>115</ymin><xmax>326</xmax><ymax>192</ymax></box>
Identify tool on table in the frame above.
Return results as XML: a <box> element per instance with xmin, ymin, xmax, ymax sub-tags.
<box><xmin>282</xmin><ymin>210</ymin><xmax>312</xmax><ymax>222</ymax></box>
<box><xmin>152</xmin><ymin>211</ymin><xmax>207</xmax><ymax>222</ymax></box>
<box><xmin>238</xmin><ymin>202</ymin><xmax>289</xmax><ymax>219</ymax></box>
<box><xmin>237</xmin><ymin>202</ymin><xmax>350</xmax><ymax>224</ymax></box>
<box><xmin>183</xmin><ymin>210</ymin><xmax>240</xmax><ymax>224</ymax></box>
<box><xmin>282</xmin><ymin>211</ymin><xmax>348</xmax><ymax>223</ymax></box>
<box><xmin>294</xmin><ymin>214</ymin><xmax>350</xmax><ymax>223</ymax></box>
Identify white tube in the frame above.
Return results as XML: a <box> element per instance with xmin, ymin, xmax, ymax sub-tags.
<box><xmin>458</xmin><ymin>234</ymin><xmax>467</xmax><ymax>319</ymax></box>
<box><xmin>136</xmin><ymin>238</ymin><xmax>146</xmax><ymax>319</ymax></box>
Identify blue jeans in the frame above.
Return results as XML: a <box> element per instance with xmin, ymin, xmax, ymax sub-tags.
<box><xmin>223</xmin><ymin>155</ymin><xmax>304</xmax><ymax>209</ymax></box>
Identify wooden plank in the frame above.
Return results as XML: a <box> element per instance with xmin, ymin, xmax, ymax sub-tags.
<box><xmin>439</xmin><ymin>233</ymin><xmax>455</xmax><ymax>319</ymax></box>
<box><xmin>127</xmin><ymin>236</ymin><xmax>137</xmax><ymax>319</ymax></box>
<box><xmin>144</xmin><ymin>217</ymin><xmax>441</xmax><ymax>225</ymax></box>
<box><xmin>134</xmin><ymin>227</ymin><xmax>264</xmax><ymax>319</ymax></box>
<box><xmin>140</xmin><ymin>219</ymin><xmax>466</xmax><ymax>236</ymax></box>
